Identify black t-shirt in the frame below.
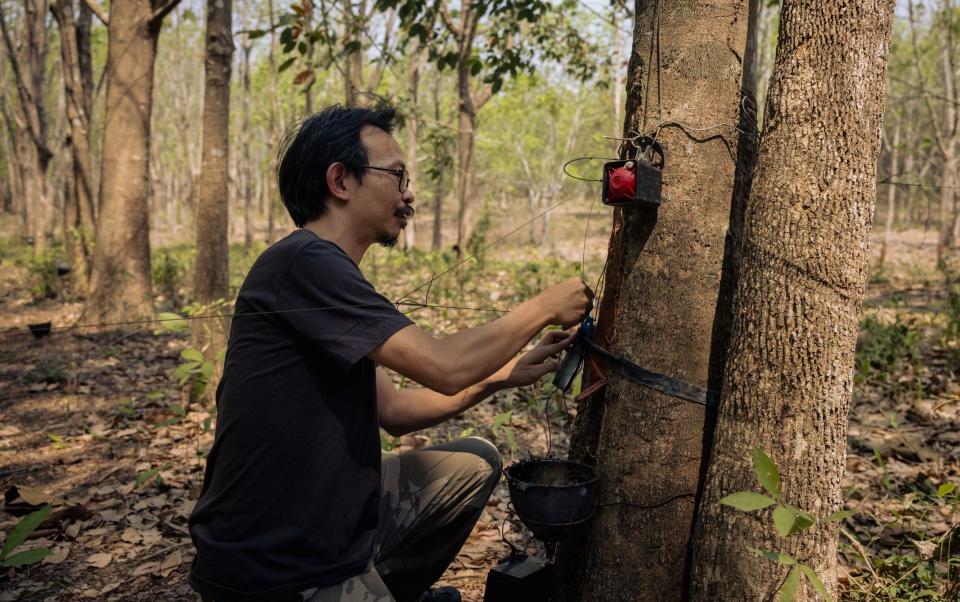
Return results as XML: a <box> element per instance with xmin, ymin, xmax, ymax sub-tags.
<box><xmin>188</xmin><ymin>229</ymin><xmax>413</xmax><ymax>601</ymax></box>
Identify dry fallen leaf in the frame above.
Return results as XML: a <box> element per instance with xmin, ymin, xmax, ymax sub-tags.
<box><xmin>159</xmin><ymin>549</ymin><xmax>183</xmax><ymax>577</ymax></box>
<box><xmin>42</xmin><ymin>544</ymin><xmax>70</xmax><ymax>565</ymax></box>
<box><xmin>121</xmin><ymin>527</ymin><xmax>141</xmax><ymax>544</ymax></box>
<box><xmin>99</xmin><ymin>581</ymin><xmax>121</xmax><ymax>595</ymax></box>
<box><xmin>132</xmin><ymin>561</ymin><xmax>160</xmax><ymax>577</ymax></box>
<box><xmin>86</xmin><ymin>552</ymin><xmax>112</xmax><ymax>568</ymax></box>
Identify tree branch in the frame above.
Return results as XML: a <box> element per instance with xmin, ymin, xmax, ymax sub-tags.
<box><xmin>150</xmin><ymin>0</ymin><xmax>181</xmax><ymax>26</ymax></box>
<box><xmin>437</xmin><ymin>1</ymin><xmax>460</xmax><ymax>38</ymax></box>
<box><xmin>81</xmin><ymin>0</ymin><xmax>108</xmax><ymax>26</ymax></box>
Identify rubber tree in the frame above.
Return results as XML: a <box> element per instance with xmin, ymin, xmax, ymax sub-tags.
<box><xmin>82</xmin><ymin>0</ymin><xmax>182</xmax><ymax>323</ymax></box>
<box><xmin>51</xmin><ymin>0</ymin><xmax>97</xmax><ymax>286</ymax></box>
<box><xmin>0</xmin><ymin>0</ymin><xmax>52</xmax><ymax>256</ymax></box>
<box><xmin>559</xmin><ymin>0</ymin><xmax>750</xmax><ymax>599</ymax></box>
<box><xmin>689</xmin><ymin>0</ymin><xmax>895</xmax><ymax>599</ymax></box>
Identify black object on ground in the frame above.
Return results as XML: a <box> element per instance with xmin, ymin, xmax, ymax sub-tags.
<box><xmin>483</xmin><ymin>554</ymin><xmax>553</xmax><ymax>602</ymax></box>
<box><xmin>28</xmin><ymin>322</ymin><xmax>52</xmax><ymax>338</ymax></box>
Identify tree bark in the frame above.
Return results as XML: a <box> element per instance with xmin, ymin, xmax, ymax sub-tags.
<box><xmin>240</xmin><ymin>16</ymin><xmax>253</xmax><ymax>249</ymax></box>
<box><xmin>431</xmin><ymin>75</ymin><xmax>444</xmax><ymax>251</ymax></box>
<box><xmin>84</xmin><ymin>0</ymin><xmax>180</xmax><ymax>323</ymax></box>
<box><xmin>559</xmin><ymin>1</ymin><xmax>749</xmax><ymax>599</ymax></box>
<box><xmin>880</xmin><ymin>121</ymin><xmax>901</xmax><ymax>268</ymax></box>
<box><xmin>0</xmin><ymin>0</ymin><xmax>53</xmax><ymax>256</ymax></box>
<box><xmin>403</xmin><ymin>42</ymin><xmax>426</xmax><ymax>251</ymax></box>
<box><xmin>51</xmin><ymin>0</ymin><xmax>97</xmax><ymax>285</ymax></box>
<box><xmin>689</xmin><ymin>1</ymin><xmax>894</xmax><ymax>599</ymax></box>
<box><xmin>194</xmin><ymin>0</ymin><xmax>233</xmax><ymax>304</ymax></box>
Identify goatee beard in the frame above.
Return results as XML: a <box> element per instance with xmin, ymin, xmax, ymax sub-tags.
<box><xmin>378</xmin><ymin>233</ymin><xmax>399</xmax><ymax>248</ymax></box>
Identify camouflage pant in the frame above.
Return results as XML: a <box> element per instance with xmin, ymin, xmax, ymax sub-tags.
<box><xmin>299</xmin><ymin>437</ymin><xmax>502</xmax><ymax>602</ymax></box>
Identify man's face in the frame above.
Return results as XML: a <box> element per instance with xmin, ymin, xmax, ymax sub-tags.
<box><xmin>354</xmin><ymin>126</ymin><xmax>415</xmax><ymax>248</ymax></box>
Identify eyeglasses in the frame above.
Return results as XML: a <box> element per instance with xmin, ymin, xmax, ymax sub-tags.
<box><xmin>354</xmin><ymin>164</ymin><xmax>410</xmax><ymax>193</ymax></box>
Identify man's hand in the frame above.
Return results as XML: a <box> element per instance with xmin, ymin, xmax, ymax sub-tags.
<box><xmin>536</xmin><ymin>278</ymin><xmax>594</xmax><ymax>328</ymax></box>
<box><xmin>497</xmin><ymin>329</ymin><xmax>578</xmax><ymax>388</ymax></box>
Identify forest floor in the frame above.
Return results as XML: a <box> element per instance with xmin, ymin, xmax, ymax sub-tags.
<box><xmin>0</xmin><ymin>224</ymin><xmax>958</xmax><ymax>600</ymax></box>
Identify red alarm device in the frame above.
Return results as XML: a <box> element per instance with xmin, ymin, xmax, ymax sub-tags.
<box><xmin>601</xmin><ymin>136</ymin><xmax>664</xmax><ymax>208</ymax></box>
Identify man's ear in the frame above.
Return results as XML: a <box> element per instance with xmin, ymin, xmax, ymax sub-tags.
<box><xmin>326</xmin><ymin>162</ymin><xmax>352</xmax><ymax>201</ymax></box>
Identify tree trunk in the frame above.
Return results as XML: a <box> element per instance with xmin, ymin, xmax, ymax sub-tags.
<box><xmin>403</xmin><ymin>43</ymin><xmax>425</xmax><ymax>251</ymax></box>
<box><xmin>880</xmin><ymin>122</ymin><xmax>901</xmax><ymax>268</ymax></box>
<box><xmin>84</xmin><ymin>0</ymin><xmax>179</xmax><ymax>322</ymax></box>
<box><xmin>194</xmin><ymin>0</ymin><xmax>233</xmax><ymax>304</ymax></box>
<box><xmin>455</xmin><ymin>66</ymin><xmax>476</xmax><ymax>249</ymax></box>
<box><xmin>689</xmin><ymin>1</ymin><xmax>894</xmax><ymax>599</ymax></box>
<box><xmin>240</xmin><ymin>23</ymin><xmax>253</xmax><ymax>249</ymax></box>
<box><xmin>431</xmin><ymin>76</ymin><xmax>444</xmax><ymax>251</ymax></box>
<box><xmin>0</xmin><ymin>0</ymin><xmax>52</xmax><ymax>256</ymax></box>
<box><xmin>51</xmin><ymin>0</ymin><xmax>97</xmax><ymax>285</ymax></box>
<box><xmin>559</xmin><ymin>1</ymin><xmax>749</xmax><ymax>599</ymax></box>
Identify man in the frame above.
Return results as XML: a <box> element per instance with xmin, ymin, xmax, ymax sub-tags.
<box><xmin>188</xmin><ymin>105</ymin><xmax>593</xmax><ymax>602</ymax></box>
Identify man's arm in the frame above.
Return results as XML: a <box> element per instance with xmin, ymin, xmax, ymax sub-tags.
<box><xmin>376</xmin><ymin>330</ymin><xmax>575</xmax><ymax>436</ymax></box>
<box><xmin>376</xmin><ymin>368</ymin><xmax>507</xmax><ymax>436</ymax></box>
<box><xmin>369</xmin><ymin>277</ymin><xmax>591</xmax><ymax>395</ymax></box>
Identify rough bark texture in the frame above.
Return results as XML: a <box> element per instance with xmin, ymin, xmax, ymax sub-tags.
<box><xmin>85</xmin><ymin>0</ymin><xmax>178</xmax><ymax>322</ymax></box>
<box><xmin>689</xmin><ymin>1</ymin><xmax>894</xmax><ymax>599</ymax></box>
<box><xmin>51</xmin><ymin>0</ymin><xmax>97</xmax><ymax>284</ymax></box>
<box><xmin>0</xmin><ymin>0</ymin><xmax>52</xmax><ymax>256</ymax></box>
<box><xmin>559</xmin><ymin>1</ymin><xmax>749</xmax><ymax>600</ymax></box>
<box><xmin>194</xmin><ymin>0</ymin><xmax>233</xmax><ymax>304</ymax></box>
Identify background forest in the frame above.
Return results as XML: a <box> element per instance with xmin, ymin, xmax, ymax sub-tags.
<box><xmin>1</xmin><ymin>0</ymin><xmax>959</xmax><ymax>599</ymax></box>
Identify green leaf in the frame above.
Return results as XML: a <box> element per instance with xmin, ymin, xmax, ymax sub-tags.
<box><xmin>779</xmin><ymin>565</ymin><xmax>800</xmax><ymax>602</ymax></box>
<box><xmin>135</xmin><ymin>467</ymin><xmax>161</xmax><ymax>488</ymax></box>
<box><xmin>278</xmin><ymin>57</ymin><xmax>296</xmax><ymax>73</ymax></box>
<box><xmin>822</xmin><ymin>509</ymin><xmax>854</xmax><ymax>523</ymax></box>
<box><xmin>752</xmin><ymin>548</ymin><xmax>797</xmax><ymax>565</ymax></box>
<box><xmin>938</xmin><ymin>483</ymin><xmax>957</xmax><ymax>497</ymax></box>
<box><xmin>799</xmin><ymin>564</ymin><xmax>832</xmax><ymax>602</ymax></box>
<box><xmin>793</xmin><ymin>511</ymin><xmax>815</xmax><ymax>533</ymax></box>
<box><xmin>156</xmin><ymin>312</ymin><xmax>188</xmax><ymax>331</ymax></box>
<box><xmin>0</xmin><ymin>547</ymin><xmax>52</xmax><ymax>567</ymax></box>
<box><xmin>172</xmin><ymin>363</ymin><xmax>196</xmax><ymax>383</ymax></box>
<box><xmin>1</xmin><ymin>504</ymin><xmax>52</xmax><ymax>560</ymax></box>
<box><xmin>247</xmin><ymin>29</ymin><xmax>267</xmax><ymax>39</ymax></box>
<box><xmin>181</xmin><ymin>348</ymin><xmax>204</xmax><ymax>362</ymax></box>
<box><xmin>719</xmin><ymin>491</ymin><xmax>776</xmax><ymax>511</ymax></box>
<box><xmin>773</xmin><ymin>505</ymin><xmax>795</xmax><ymax>537</ymax></box>
<box><xmin>200</xmin><ymin>361</ymin><xmax>214</xmax><ymax>382</ymax></box>
<box><xmin>753</xmin><ymin>448</ymin><xmax>781</xmax><ymax>498</ymax></box>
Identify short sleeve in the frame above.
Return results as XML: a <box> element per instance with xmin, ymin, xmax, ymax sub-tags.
<box><xmin>277</xmin><ymin>242</ymin><xmax>413</xmax><ymax>372</ymax></box>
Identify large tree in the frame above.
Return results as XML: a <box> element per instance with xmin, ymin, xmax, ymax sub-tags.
<box><xmin>689</xmin><ymin>0</ymin><xmax>895</xmax><ymax>599</ymax></box>
<box><xmin>559</xmin><ymin>0</ymin><xmax>750</xmax><ymax>599</ymax></box>
<box><xmin>193</xmin><ymin>0</ymin><xmax>233</xmax><ymax>305</ymax></box>
<box><xmin>82</xmin><ymin>0</ymin><xmax>181</xmax><ymax>322</ymax></box>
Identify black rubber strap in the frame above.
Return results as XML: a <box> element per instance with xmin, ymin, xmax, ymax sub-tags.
<box><xmin>582</xmin><ymin>339</ymin><xmax>720</xmax><ymax>407</ymax></box>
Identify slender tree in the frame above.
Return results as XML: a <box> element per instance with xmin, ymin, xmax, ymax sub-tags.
<box><xmin>0</xmin><ymin>0</ymin><xmax>52</xmax><ymax>256</ymax></box>
<box><xmin>560</xmin><ymin>0</ymin><xmax>749</xmax><ymax>599</ymax></box>
<box><xmin>51</xmin><ymin>0</ymin><xmax>97</xmax><ymax>284</ymax></box>
<box><xmin>689</xmin><ymin>0</ymin><xmax>895</xmax><ymax>599</ymax></box>
<box><xmin>82</xmin><ymin>0</ymin><xmax>182</xmax><ymax>322</ymax></box>
<box><xmin>194</xmin><ymin>0</ymin><xmax>233</xmax><ymax>305</ymax></box>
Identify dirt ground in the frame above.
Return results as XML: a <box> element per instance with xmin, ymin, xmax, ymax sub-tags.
<box><xmin>1</xmin><ymin>225</ymin><xmax>958</xmax><ymax>600</ymax></box>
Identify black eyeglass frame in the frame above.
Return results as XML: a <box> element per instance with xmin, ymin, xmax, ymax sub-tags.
<box><xmin>352</xmin><ymin>164</ymin><xmax>410</xmax><ymax>192</ymax></box>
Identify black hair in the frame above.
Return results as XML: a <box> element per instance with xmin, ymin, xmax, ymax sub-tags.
<box><xmin>277</xmin><ymin>104</ymin><xmax>398</xmax><ymax>227</ymax></box>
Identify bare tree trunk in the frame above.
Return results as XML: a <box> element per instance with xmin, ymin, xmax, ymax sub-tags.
<box><xmin>455</xmin><ymin>69</ymin><xmax>476</xmax><ymax>249</ymax></box>
<box><xmin>194</xmin><ymin>0</ymin><xmax>233</xmax><ymax>304</ymax></box>
<box><xmin>431</xmin><ymin>76</ymin><xmax>444</xmax><ymax>251</ymax></box>
<box><xmin>266</xmin><ymin>0</ymin><xmax>280</xmax><ymax>243</ymax></box>
<box><xmin>689</xmin><ymin>1</ymin><xmax>894</xmax><ymax>599</ymax></box>
<box><xmin>880</xmin><ymin>121</ymin><xmax>901</xmax><ymax>267</ymax></box>
<box><xmin>559</xmin><ymin>0</ymin><xmax>749</xmax><ymax>599</ymax></box>
<box><xmin>0</xmin><ymin>0</ymin><xmax>53</xmax><ymax>256</ymax></box>
<box><xmin>240</xmin><ymin>17</ymin><xmax>253</xmax><ymax>249</ymax></box>
<box><xmin>403</xmin><ymin>43</ymin><xmax>426</xmax><ymax>250</ymax></box>
<box><xmin>85</xmin><ymin>0</ymin><xmax>179</xmax><ymax>323</ymax></box>
<box><xmin>51</xmin><ymin>0</ymin><xmax>97</xmax><ymax>285</ymax></box>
